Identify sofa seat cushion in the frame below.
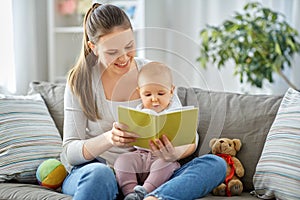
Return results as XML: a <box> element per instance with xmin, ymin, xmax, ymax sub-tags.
<box><xmin>0</xmin><ymin>183</ymin><xmax>255</xmax><ymax>200</ymax></box>
<box><xmin>198</xmin><ymin>192</ymin><xmax>258</xmax><ymax>199</ymax></box>
<box><xmin>0</xmin><ymin>183</ymin><xmax>71</xmax><ymax>200</ymax></box>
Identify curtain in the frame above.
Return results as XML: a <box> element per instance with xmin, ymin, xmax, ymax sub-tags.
<box><xmin>291</xmin><ymin>0</ymin><xmax>300</xmax><ymax>90</ymax></box>
<box><xmin>12</xmin><ymin>0</ymin><xmax>48</xmax><ymax>95</ymax></box>
<box><xmin>0</xmin><ymin>0</ymin><xmax>16</xmax><ymax>94</ymax></box>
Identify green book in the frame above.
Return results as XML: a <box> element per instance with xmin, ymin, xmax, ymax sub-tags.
<box><xmin>117</xmin><ymin>105</ymin><xmax>199</xmax><ymax>149</ymax></box>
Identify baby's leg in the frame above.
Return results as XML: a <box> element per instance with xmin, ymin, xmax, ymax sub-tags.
<box><xmin>114</xmin><ymin>152</ymin><xmax>144</xmax><ymax>196</ymax></box>
<box><xmin>143</xmin><ymin>159</ymin><xmax>180</xmax><ymax>192</ymax></box>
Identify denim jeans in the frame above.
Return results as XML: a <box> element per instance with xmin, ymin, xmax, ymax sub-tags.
<box><xmin>62</xmin><ymin>162</ymin><xmax>118</xmax><ymax>200</ymax></box>
<box><xmin>62</xmin><ymin>154</ymin><xmax>226</xmax><ymax>200</ymax></box>
<box><xmin>146</xmin><ymin>154</ymin><xmax>227</xmax><ymax>200</ymax></box>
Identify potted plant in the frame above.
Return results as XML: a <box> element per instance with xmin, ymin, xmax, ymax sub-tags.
<box><xmin>197</xmin><ymin>2</ymin><xmax>300</xmax><ymax>91</ymax></box>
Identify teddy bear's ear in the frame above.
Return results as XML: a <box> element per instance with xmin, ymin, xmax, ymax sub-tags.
<box><xmin>233</xmin><ymin>139</ymin><xmax>242</xmax><ymax>151</ymax></box>
<box><xmin>209</xmin><ymin>138</ymin><xmax>218</xmax><ymax>148</ymax></box>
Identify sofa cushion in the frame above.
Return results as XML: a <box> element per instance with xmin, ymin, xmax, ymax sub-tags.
<box><xmin>0</xmin><ymin>183</ymin><xmax>71</xmax><ymax>200</ymax></box>
<box><xmin>200</xmin><ymin>192</ymin><xmax>258</xmax><ymax>199</ymax></box>
<box><xmin>0</xmin><ymin>93</ymin><xmax>62</xmax><ymax>183</ymax></box>
<box><xmin>253</xmin><ymin>88</ymin><xmax>300</xmax><ymax>200</ymax></box>
<box><xmin>28</xmin><ymin>81</ymin><xmax>66</xmax><ymax>138</ymax></box>
<box><xmin>177</xmin><ymin>87</ymin><xmax>282</xmax><ymax>191</ymax></box>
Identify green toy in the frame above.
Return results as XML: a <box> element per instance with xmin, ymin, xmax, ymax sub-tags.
<box><xmin>36</xmin><ymin>159</ymin><xmax>67</xmax><ymax>189</ymax></box>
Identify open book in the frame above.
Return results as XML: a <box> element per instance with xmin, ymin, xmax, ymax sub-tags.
<box><xmin>117</xmin><ymin>105</ymin><xmax>199</xmax><ymax>149</ymax></box>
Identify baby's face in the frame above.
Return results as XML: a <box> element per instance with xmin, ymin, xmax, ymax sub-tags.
<box><xmin>139</xmin><ymin>83</ymin><xmax>173</xmax><ymax>113</ymax></box>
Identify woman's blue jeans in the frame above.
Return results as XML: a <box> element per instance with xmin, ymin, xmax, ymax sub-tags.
<box><xmin>62</xmin><ymin>162</ymin><xmax>118</xmax><ymax>200</ymax></box>
<box><xmin>146</xmin><ymin>154</ymin><xmax>227</xmax><ymax>200</ymax></box>
<box><xmin>62</xmin><ymin>154</ymin><xmax>226</xmax><ymax>200</ymax></box>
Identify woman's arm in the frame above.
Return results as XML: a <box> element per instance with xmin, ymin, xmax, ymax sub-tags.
<box><xmin>82</xmin><ymin>122</ymin><xmax>138</xmax><ymax>160</ymax></box>
<box><xmin>62</xmin><ymin>84</ymin><xmax>106</xmax><ymax>165</ymax></box>
<box><xmin>63</xmin><ymin>85</ymin><xmax>138</xmax><ymax>164</ymax></box>
<box><xmin>63</xmin><ymin>85</ymin><xmax>88</xmax><ymax>165</ymax></box>
<box><xmin>82</xmin><ymin>132</ymin><xmax>113</xmax><ymax>160</ymax></box>
<box><xmin>174</xmin><ymin>143</ymin><xmax>196</xmax><ymax>160</ymax></box>
<box><xmin>63</xmin><ymin>85</ymin><xmax>115</xmax><ymax>165</ymax></box>
<box><xmin>174</xmin><ymin>132</ymin><xmax>199</xmax><ymax>159</ymax></box>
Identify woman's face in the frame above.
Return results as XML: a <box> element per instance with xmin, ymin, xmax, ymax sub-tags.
<box><xmin>96</xmin><ymin>28</ymin><xmax>136</xmax><ymax>75</ymax></box>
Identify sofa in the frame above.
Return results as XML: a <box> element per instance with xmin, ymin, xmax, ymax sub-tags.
<box><xmin>0</xmin><ymin>81</ymin><xmax>284</xmax><ymax>200</ymax></box>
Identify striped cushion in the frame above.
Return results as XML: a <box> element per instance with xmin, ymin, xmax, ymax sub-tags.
<box><xmin>0</xmin><ymin>94</ymin><xmax>62</xmax><ymax>183</ymax></box>
<box><xmin>253</xmin><ymin>88</ymin><xmax>300</xmax><ymax>200</ymax></box>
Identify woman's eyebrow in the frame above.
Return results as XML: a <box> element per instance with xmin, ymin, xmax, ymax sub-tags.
<box><xmin>105</xmin><ymin>49</ymin><xmax>118</xmax><ymax>52</ymax></box>
<box><xmin>126</xmin><ymin>40</ymin><xmax>134</xmax><ymax>46</ymax></box>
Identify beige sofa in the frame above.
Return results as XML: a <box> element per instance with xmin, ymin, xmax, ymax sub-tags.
<box><xmin>0</xmin><ymin>81</ymin><xmax>282</xmax><ymax>200</ymax></box>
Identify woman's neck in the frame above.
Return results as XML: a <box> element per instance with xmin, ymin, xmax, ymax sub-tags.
<box><xmin>101</xmin><ymin>62</ymin><xmax>140</xmax><ymax>101</ymax></box>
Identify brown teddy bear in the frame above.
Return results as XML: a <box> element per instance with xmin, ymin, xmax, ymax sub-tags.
<box><xmin>209</xmin><ymin>138</ymin><xmax>245</xmax><ymax>196</ymax></box>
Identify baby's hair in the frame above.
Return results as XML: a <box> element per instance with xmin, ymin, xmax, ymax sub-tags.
<box><xmin>138</xmin><ymin>62</ymin><xmax>173</xmax><ymax>89</ymax></box>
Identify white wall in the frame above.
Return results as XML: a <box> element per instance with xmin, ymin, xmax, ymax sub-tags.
<box><xmin>142</xmin><ymin>0</ymin><xmax>300</xmax><ymax>94</ymax></box>
<box><xmin>142</xmin><ymin>0</ymin><xmax>246</xmax><ymax>91</ymax></box>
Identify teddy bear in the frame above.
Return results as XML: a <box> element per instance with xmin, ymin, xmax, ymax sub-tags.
<box><xmin>209</xmin><ymin>138</ymin><xmax>245</xmax><ymax>196</ymax></box>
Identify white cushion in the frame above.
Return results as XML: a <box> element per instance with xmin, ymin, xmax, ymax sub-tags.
<box><xmin>253</xmin><ymin>88</ymin><xmax>300</xmax><ymax>200</ymax></box>
<box><xmin>0</xmin><ymin>93</ymin><xmax>62</xmax><ymax>183</ymax></box>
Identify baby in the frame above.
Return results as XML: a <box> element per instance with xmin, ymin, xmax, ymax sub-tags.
<box><xmin>114</xmin><ymin>62</ymin><xmax>182</xmax><ymax>200</ymax></box>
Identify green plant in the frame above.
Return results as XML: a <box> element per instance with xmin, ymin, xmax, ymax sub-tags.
<box><xmin>197</xmin><ymin>2</ymin><xmax>300</xmax><ymax>90</ymax></box>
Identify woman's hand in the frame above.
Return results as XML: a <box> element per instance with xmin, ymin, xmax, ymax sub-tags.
<box><xmin>83</xmin><ymin>122</ymin><xmax>139</xmax><ymax>160</ymax></box>
<box><xmin>108</xmin><ymin>122</ymin><xmax>139</xmax><ymax>147</ymax></box>
<box><xmin>149</xmin><ymin>135</ymin><xmax>178</xmax><ymax>162</ymax></box>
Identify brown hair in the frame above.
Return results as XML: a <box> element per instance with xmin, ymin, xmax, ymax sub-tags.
<box><xmin>67</xmin><ymin>3</ymin><xmax>132</xmax><ymax>121</ymax></box>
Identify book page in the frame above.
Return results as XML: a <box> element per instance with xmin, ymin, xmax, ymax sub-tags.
<box><xmin>156</xmin><ymin>108</ymin><xmax>198</xmax><ymax>147</ymax></box>
<box><xmin>118</xmin><ymin>106</ymin><xmax>156</xmax><ymax>148</ymax></box>
<box><xmin>118</xmin><ymin>106</ymin><xmax>198</xmax><ymax>149</ymax></box>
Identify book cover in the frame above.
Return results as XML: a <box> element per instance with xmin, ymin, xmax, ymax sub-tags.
<box><xmin>117</xmin><ymin>105</ymin><xmax>199</xmax><ymax>149</ymax></box>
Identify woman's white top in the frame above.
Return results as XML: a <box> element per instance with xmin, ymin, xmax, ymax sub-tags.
<box><xmin>61</xmin><ymin>58</ymin><xmax>149</xmax><ymax>171</ymax></box>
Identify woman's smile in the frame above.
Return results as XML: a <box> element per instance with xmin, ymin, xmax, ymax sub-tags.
<box><xmin>115</xmin><ymin>59</ymin><xmax>130</xmax><ymax>68</ymax></box>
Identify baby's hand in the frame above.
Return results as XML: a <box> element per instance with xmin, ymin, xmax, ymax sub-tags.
<box><xmin>150</xmin><ymin>135</ymin><xmax>177</xmax><ymax>162</ymax></box>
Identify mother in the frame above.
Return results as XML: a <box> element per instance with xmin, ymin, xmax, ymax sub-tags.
<box><xmin>60</xmin><ymin>3</ymin><xmax>226</xmax><ymax>200</ymax></box>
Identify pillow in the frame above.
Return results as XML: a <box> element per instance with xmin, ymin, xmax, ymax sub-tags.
<box><xmin>27</xmin><ymin>81</ymin><xmax>66</xmax><ymax>138</ymax></box>
<box><xmin>0</xmin><ymin>93</ymin><xmax>62</xmax><ymax>183</ymax></box>
<box><xmin>253</xmin><ymin>88</ymin><xmax>300</xmax><ymax>200</ymax></box>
